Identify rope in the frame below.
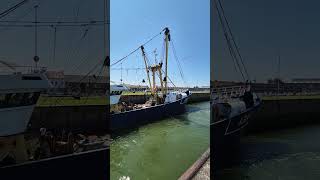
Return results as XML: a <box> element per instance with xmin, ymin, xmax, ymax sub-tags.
<box><xmin>170</xmin><ymin>40</ymin><xmax>186</xmax><ymax>85</ymax></box>
<box><xmin>51</xmin><ymin>26</ymin><xmax>57</xmax><ymax>67</ymax></box>
<box><xmin>111</xmin><ymin>29</ymin><xmax>165</xmax><ymax>67</ymax></box>
<box><xmin>0</xmin><ymin>23</ymin><xmax>106</xmax><ymax>27</ymax></box>
<box><xmin>217</xmin><ymin>0</ymin><xmax>250</xmax><ymax>81</ymax></box>
<box><xmin>0</xmin><ymin>20</ymin><xmax>105</xmax><ymax>24</ymax></box>
<box><xmin>214</xmin><ymin>0</ymin><xmax>246</xmax><ymax>81</ymax></box>
<box><xmin>215</xmin><ymin>0</ymin><xmax>250</xmax><ymax>81</ymax></box>
<box><xmin>0</xmin><ymin>0</ymin><xmax>29</xmax><ymax>20</ymax></box>
<box><xmin>0</xmin><ymin>3</ymin><xmax>34</xmax><ymax>33</ymax></box>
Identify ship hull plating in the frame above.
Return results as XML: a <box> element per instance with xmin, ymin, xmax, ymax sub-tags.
<box><xmin>0</xmin><ymin>148</ymin><xmax>109</xmax><ymax>179</ymax></box>
<box><xmin>211</xmin><ymin>104</ymin><xmax>260</xmax><ymax>170</ymax></box>
<box><xmin>110</xmin><ymin>96</ymin><xmax>189</xmax><ymax>132</ymax></box>
<box><xmin>0</xmin><ymin>105</ymin><xmax>35</xmax><ymax>137</ymax></box>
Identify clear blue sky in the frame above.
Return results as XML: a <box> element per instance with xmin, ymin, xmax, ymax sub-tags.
<box><xmin>110</xmin><ymin>0</ymin><xmax>210</xmax><ymax>87</ymax></box>
<box><xmin>213</xmin><ymin>0</ymin><xmax>320</xmax><ymax>83</ymax></box>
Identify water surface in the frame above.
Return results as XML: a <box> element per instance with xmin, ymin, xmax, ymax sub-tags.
<box><xmin>110</xmin><ymin>102</ymin><xmax>210</xmax><ymax>180</ymax></box>
<box><xmin>216</xmin><ymin>124</ymin><xmax>320</xmax><ymax>180</ymax></box>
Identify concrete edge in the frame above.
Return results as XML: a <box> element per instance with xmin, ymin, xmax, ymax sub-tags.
<box><xmin>178</xmin><ymin>147</ymin><xmax>210</xmax><ymax>180</ymax></box>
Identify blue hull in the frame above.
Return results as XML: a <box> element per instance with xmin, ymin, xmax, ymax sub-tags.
<box><xmin>110</xmin><ymin>97</ymin><xmax>189</xmax><ymax>132</ymax></box>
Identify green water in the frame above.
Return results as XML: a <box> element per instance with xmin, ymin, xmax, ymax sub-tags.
<box><xmin>110</xmin><ymin>102</ymin><xmax>210</xmax><ymax>180</ymax></box>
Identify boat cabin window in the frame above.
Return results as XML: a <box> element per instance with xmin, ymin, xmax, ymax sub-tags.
<box><xmin>22</xmin><ymin>76</ymin><xmax>42</xmax><ymax>80</ymax></box>
<box><xmin>111</xmin><ymin>91</ymin><xmax>123</xmax><ymax>95</ymax></box>
<box><xmin>176</xmin><ymin>94</ymin><xmax>182</xmax><ymax>100</ymax></box>
<box><xmin>0</xmin><ymin>92</ymin><xmax>40</xmax><ymax>108</ymax></box>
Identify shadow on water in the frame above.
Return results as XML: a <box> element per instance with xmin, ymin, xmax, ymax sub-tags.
<box><xmin>214</xmin><ymin>140</ymin><xmax>293</xmax><ymax>180</ymax></box>
<box><xmin>215</xmin><ymin>124</ymin><xmax>320</xmax><ymax>180</ymax></box>
<box><xmin>239</xmin><ymin>140</ymin><xmax>292</xmax><ymax>166</ymax></box>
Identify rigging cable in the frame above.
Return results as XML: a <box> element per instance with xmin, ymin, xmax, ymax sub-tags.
<box><xmin>0</xmin><ymin>4</ymin><xmax>34</xmax><ymax>33</ymax></box>
<box><xmin>51</xmin><ymin>26</ymin><xmax>57</xmax><ymax>66</ymax></box>
<box><xmin>0</xmin><ymin>0</ymin><xmax>29</xmax><ymax>20</ymax></box>
<box><xmin>0</xmin><ymin>20</ymin><xmax>104</xmax><ymax>24</ymax></box>
<box><xmin>170</xmin><ymin>40</ymin><xmax>186</xmax><ymax>85</ymax></box>
<box><xmin>216</xmin><ymin>0</ymin><xmax>250</xmax><ymax>81</ymax></box>
<box><xmin>65</xmin><ymin>1</ymin><xmax>88</xmax><ymax>74</ymax></box>
<box><xmin>111</xmin><ymin>28</ymin><xmax>166</xmax><ymax>67</ymax></box>
<box><xmin>68</xmin><ymin>27</ymin><xmax>92</xmax><ymax>74</ymax></box>
<box><xmin>0</xmin><ymin>22</ymin><xmax>106</xmax><ymax>27</ymax></box>
<box><xmin>214</xmin><ymin>0</ymin><xmax>246</xmax><ymax>81</ymax></box>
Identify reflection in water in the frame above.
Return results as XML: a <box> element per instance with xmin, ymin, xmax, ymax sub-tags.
<box><xmin>110</xmin><ymin>102</ymin><xmax>210</xmax><ymax>180</ymax></box>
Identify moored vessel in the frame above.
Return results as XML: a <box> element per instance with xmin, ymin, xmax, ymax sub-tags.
<box><xmin>0</xmin><ymin>62</ymin><xmax>50</xmax><ymax>137</ymax></box>
<box><xmin>110</xmin><ymin>27</ymin><xmax>192</xmax><ymax>132</ymax></box>
<box><xmin>211</xmin><ymin>0</ymin><xmax>262</xmax><ymax>170</ymax></box>
<box><xmin>211</xmin><ymin>85</ymin><xmax>261</xmax><ymax>169</ymax></box>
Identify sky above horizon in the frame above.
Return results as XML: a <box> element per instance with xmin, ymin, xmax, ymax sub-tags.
<box><xmin>110</xmin><ymin>0</ymin><xmax>210</xmax><ymax>87</ymax></box>
<box><xmin>0</xmin><ymin>0</ymin><xmax>106</xmax><ymax>76</ymax></box>
<box><xmin>212</xmin><ymin>0</ymin><xmax>320</xmax><ymax>83</ymax></box>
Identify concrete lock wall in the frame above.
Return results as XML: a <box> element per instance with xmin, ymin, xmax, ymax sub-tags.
<box><xmin>29</xmin><ymin>96</ymin><xmax>320</xmax><ymax>134</ymax></box>
<box><xmin>247</xmin><ymin>98</ymin><xmax>320</xmax><ymax>134</ymax></box>
<box><xmin>29</xmin><ymin>105</ymin><xmax>108</xmax><ymax>133</ymax></box>
<box><xmin>28</xmin><ymin>93</ymin><xmax>209</xmax><ymax>133</ymax></box>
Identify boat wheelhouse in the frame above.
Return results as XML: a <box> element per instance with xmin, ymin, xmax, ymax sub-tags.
<box><xmin>0</xmin><ymin>62</ymin><xmax>50</xmax><ymax>136</ymax></box>
<box><xmin>110</xmin><ymin>83</ymin><xmax>128</xmax><ymax>105</ymax></box>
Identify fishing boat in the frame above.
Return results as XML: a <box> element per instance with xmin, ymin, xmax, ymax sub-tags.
<box><xmin>110</xmin><ymin>27</ymin><xmax>192</xmax><ymax>132</ymax></box>
<box><xmin>0</xmin><ymin>61</ymin><xmax>50</xmax><ymax>137</ymax></box>
<box><xmin>0</xmin><ymin>61</ymin><xmax>49</xmax><ymax>166</ymax></box>
<box><xmin>211</xmin><ymin>85</ymin><xmax>261</xmax><ymax>169</ymax></box>
<box><xmin>110</xmin><ymin>83</ymin><xmax>128</xmax><ymax>105</ymax></box>
<box><xmin>211</xmin><ymin>0</ymin><xmax>262</xmax><ymax>170</ymax></box>
<box><xmin>0</xmin><ymin>1</ymin><xmax>110</xmax><ymax>178</ymax></box>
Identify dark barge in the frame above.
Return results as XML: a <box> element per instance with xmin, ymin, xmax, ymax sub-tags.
<box><xmin>0</xmin><ymin>147</ymin><xmax>109</xmax><ymax>179</ymax></box>
<box><xmin>110</xmin><ymin>94</ymin><xmax>190</xmax><ymax>132</ymax></box>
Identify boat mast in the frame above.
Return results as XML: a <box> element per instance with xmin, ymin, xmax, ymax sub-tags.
<box><xmin>164</xmin><ymin>27</ymin><xmax>170</xmax><ymax>94</ymax></box>
<box><xmin>154</xmin><ymin>49</ymin><xmax>164</xmax><ymax>95</ymax></box>
<box><xmin>141</xmin><ymin>46</ymin><xmax>153</xmax><ymax>96</ymax></box>
<box><xmin>103</xmin><ymin>0</ymin><xmax>106</xmax><ymax>58</ymax></box>
<box><xmin>277</xmin><ymin>53</ymin><xmax>280</xmax><ymax>96</ymax></box>
<box><xmin>158</xmin><ymin>62</ymin><xmax>164</xmax><ymax>95</ymax></box>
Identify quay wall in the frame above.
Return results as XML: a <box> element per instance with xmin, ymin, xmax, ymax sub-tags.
<box><xmin>29</xmin><ymin>105</ymin><xmax>108</xmax><ymax>133</ymax></box>
<box><xmin>28</xmin><ymin>92</ymin><xmax>209</xmax><ymax>133</ymax></box>
<box><xmin>247</xmin><ymin>98</ymin><xmax>320</xmax><ymax>134</ymax></box>
<box><xmin>188</xmin><ymin>92</ymin><xmax>210</xmax><ymax>103</ymax></box>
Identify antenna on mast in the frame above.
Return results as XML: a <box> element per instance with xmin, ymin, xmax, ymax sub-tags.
<box><xmin>277</xmin><ymin>52</ymin><xmax>281</xmax><ymax>96</ymax></box>
<box><xmin>120</xmin><ymin>62</ymin><xmax>123</xmax><ymax>84</ymax></box>
<box><xmin>33</xmin><ymin>5</ymin><xmax>39</xmax><ymax>68</ymax></box>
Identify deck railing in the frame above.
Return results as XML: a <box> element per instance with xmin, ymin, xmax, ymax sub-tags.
<box><xmin>0</xmin><ymin>65</ymin><xmax>47</xmax><ymax>75</ymax></box>
<box><xmin>211</xmin><ymin>85</ymin><xmax>248</xmax><ymax>102</ymax></box>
